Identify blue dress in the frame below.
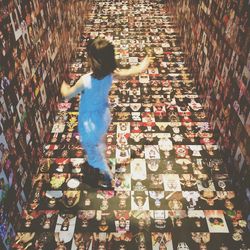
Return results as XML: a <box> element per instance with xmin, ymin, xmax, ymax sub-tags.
<box><xmin>78</xmin><ymin>73</ymin><xmax>113</xmax><ymax>172</ymax></box>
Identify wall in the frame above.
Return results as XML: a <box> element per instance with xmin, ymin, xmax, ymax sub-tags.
<box><xmin>169</xmin><ymin>0</ymin><xmax>250</xmax><ymax>217</ymax></box>
<box><xmin>0</xmin><ymin>0</ymin><xmax>92</xmax><ymax>248</ymax></box>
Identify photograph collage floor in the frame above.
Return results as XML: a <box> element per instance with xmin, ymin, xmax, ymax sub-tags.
<box><xmin>12</xmin><ymin>1</ymin><xmax>249</xmax><ymax>249</ymax></box>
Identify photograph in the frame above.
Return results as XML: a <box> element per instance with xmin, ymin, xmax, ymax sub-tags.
<box><xmin>16</xmin><ymin>97</ymin><xmax>26</xmax><ymax>124</ymax></box>
<box><xmin>10</xmin><ymin>7</ymin><xmax>22</xmax><ymax>41</ymax></box>
<box><xmin>1</xmin><ymin>1</ymin><xmax>250</xmax><ymax>250</ymax></box>
<box><xmin>204</xmin><ymin>210</ymin><xmax>229</xmax><ymax>233</ymax></box>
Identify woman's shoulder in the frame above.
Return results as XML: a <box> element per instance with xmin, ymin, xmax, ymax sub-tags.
<box><xmin>78</xmin><ymin>72</ymin><xmax>93</xmax><ymax>88</ymax></box>
<box><xmin>78</xmin><ymin>72</ymin><xmax>92</xmax><ymax>82</ymax></box>
<box><xmin>82</xmin><ymin>72</ymin><xmax>93</xmax><ymax>79</ymax></box>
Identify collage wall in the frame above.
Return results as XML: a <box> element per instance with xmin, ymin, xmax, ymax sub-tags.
<box><xmin>170</xmin><ymin>0</ymin><xmax>250</xmax><ymax>217</ymax></box>
<box><xmin>0</xmin><ymin>0</ymin><xmax>92</xmax><ymax>248</ymax></box>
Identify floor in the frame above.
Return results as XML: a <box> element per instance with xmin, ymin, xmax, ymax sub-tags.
<box><xmin>13</xmin><ymin>1</ymin><xmax>249</xmax><ymax>249</ymax></box>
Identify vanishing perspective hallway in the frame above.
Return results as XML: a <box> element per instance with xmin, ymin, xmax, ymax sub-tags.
<box><xmin>13</xmin><ymin>1</ymin><xmax>249</xmax><ymax>249</ymax></box>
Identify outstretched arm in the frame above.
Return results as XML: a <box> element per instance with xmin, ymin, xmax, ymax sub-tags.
<box><xmin>114</xmin><ymin>56</ymin><xmax>153</xmax><ymax>78</ymax></box>
<box><xmin>60</xmin><ymin>77</ymin><xmax>85</xmax><ymax>99</ymax></box>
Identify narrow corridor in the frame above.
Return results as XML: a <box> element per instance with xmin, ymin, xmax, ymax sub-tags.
<box><xmin>12</xmin><ymin>1</ymin><xmax>249</xmax><ymax>249</ymax></box>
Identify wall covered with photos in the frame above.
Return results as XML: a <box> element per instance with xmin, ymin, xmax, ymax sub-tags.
<box><xmin>0</xmin><ymin>0</ymin><xmax>92</xmax><ymax>248</ymax></box>
<box><xmin>170</xmin><ymin>0</ymin><xmax>250</xmax><ymax>214</ymax></box>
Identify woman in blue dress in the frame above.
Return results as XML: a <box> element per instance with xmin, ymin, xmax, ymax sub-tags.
<box><xmin>61</xmin><ymin>37</ymin><xmax>152</xmax><ymax>188</ymax></box>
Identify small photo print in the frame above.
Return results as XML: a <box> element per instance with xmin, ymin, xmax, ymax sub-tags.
<box><xmin>241</xmin><ymin>66</ymin><xmax>250</xmax><ymax>88</ymax></box>
<box><xmin>22</xmin><ymin>58</ymin><xmax>31</xmax><ymax>80</ymax></box>
<box><xmin>16</xmin><ymin>98</ymin><xmax>26</xmax><ymax>123</ymax></box>
<box><xmin>139</xmin><ymin>74</ymin><xmax>150</xmax><ymax>83</ymax></box>
<box><xmin>151</xmin><ymin>232</ymin><xmax>173</xmax><ymax>250</ymax></box>
<box><xmin>148</xmin><ymin>67</ymin><xmax>159</xmax><ymax>75</ymax></box>
<box><xmin>55</xmin><ymin>214</ymin><xmax>76</xmax><ymax>241</ymax></box>
<box><xmin>39</xmin><ymin>82</ymin><xmax>47</xmax><ymax>105</ymax></box>
<box><xmin>131</xmin><ymin>191</ymin><xmax>149</xmax><ymax>210</ymax></box>
<box><xmin>234</xmin><ymin>146</ymin><xmax>245</xmax><ymax>173</ymax></box>
<box><xmin>163</xmin><ymin>174</ymin><xmax>182</xmax><ymax>191</ymax></box>
<box><xmin>130</xmin><ymin>159</ymin><xmax>147</xmax><ymax>180</ymax></box>
<box><xmin>144</xmin><ymin>145</ymin><xmax>160</xmax><ymax>159</ymax></box>
<box><xmin>0</xmin><ymin>170</ymin><xmax>9</xmax><ymax>202</ymax></box>
<box><xmin>117</xmin><ymin>122</ymin><xmax>130</xmax><ymax>134</ymax></box>
<box><xmin>114</xmin><ymin>173</ymin><xmax>131</xmax><ymax>191</ymax></box>
<box><xmin>204</xmin><ymin>210</ymin><xmax>229</xmax><ymax>233</ymax></box>
<box><xmin>10</xmin><ymin>7</ymin><xmax>22</xmax><ymax>40</ymax></box>
<box><xmin>35</xmin><ymin>111</ymin><xmax>44</xmax><ymax>140</ymax></box>
<box><xmin>51</xmin><ymin>122</ymin><xmax>65</xmax><ymax>133</ymax></box>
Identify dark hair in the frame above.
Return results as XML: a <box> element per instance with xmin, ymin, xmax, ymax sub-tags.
<box><xmin>134</xmin><ymin>192</ymin><xmax>146</xmax><ymax>206</ymax></box>
<box><xmin>87</xmin><ymin>37</ymin><xmax>117</xmax><ymax>79</ymax></box>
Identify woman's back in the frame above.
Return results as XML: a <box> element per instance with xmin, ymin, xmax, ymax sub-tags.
<box><xmin>79</xmin><ymin>73</ymin><xmax>113</xmax><ymax>113</ymax></box>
